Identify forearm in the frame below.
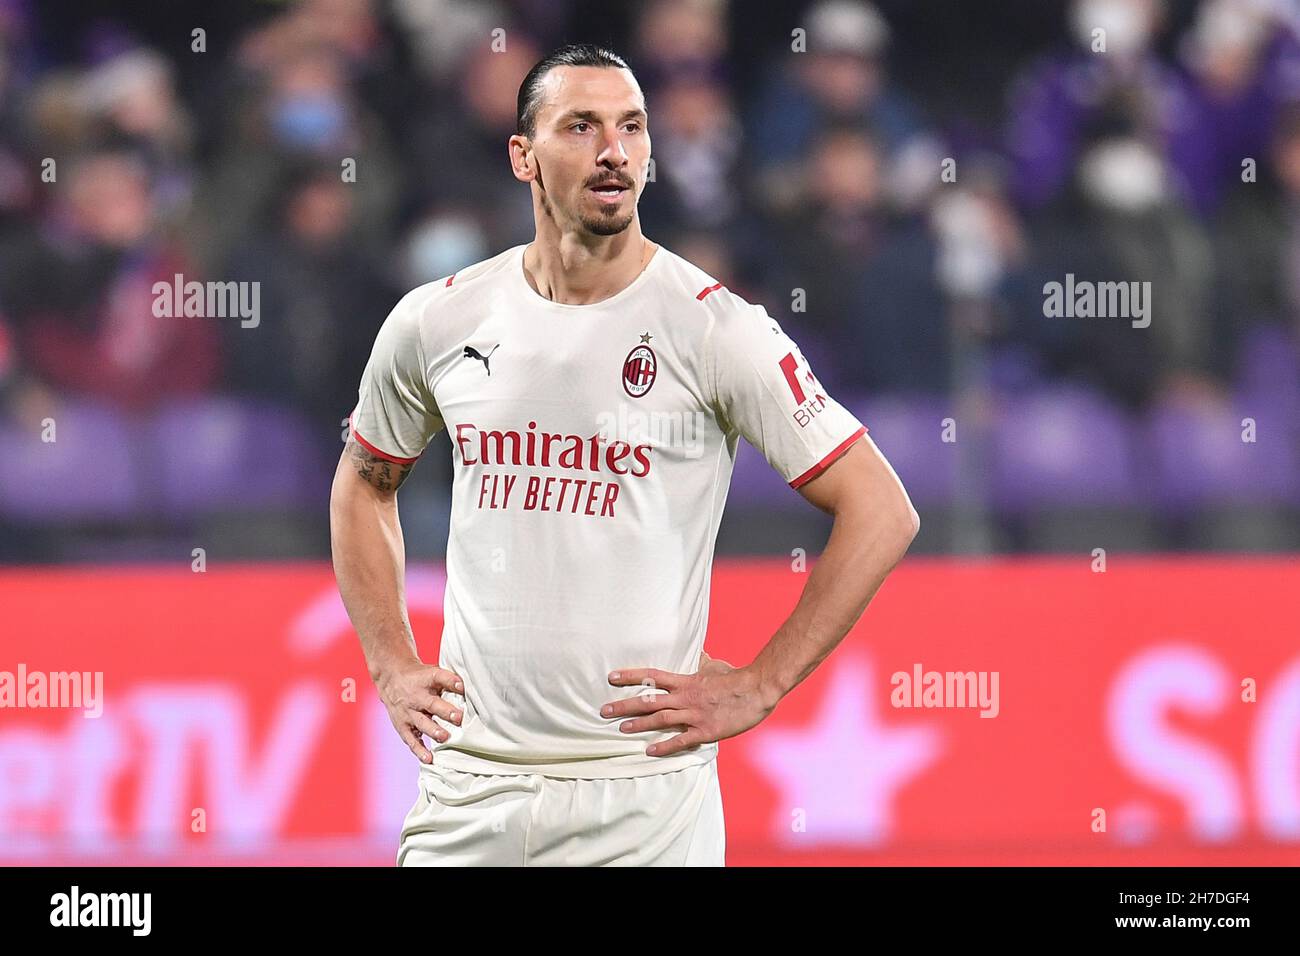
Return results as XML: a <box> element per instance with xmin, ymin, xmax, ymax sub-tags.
<box><xmin>330</xmin><ymin>466</ymin><xmax>420</xmax><ymax>682</ymax></box>
<box><xmin>750</xmin><ymin>501</ymin><xmax>916</xmax><ymax>706</ymax></box>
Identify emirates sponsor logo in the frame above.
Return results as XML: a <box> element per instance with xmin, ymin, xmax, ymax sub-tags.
<box><xmin>454</xmin><ymin>420</ymin><xmax>653</xmax><ymax>478</ymax></box>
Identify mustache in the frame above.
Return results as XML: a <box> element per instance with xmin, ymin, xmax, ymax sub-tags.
<box><xmin>585</xmin><ymin>175</ymin><xmax>634</xmax><ymax>188</ymax></box>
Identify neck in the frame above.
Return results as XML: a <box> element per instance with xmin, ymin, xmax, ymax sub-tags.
<box><xmin>523</xmin><ymin>222</ymin><xmax>655</xmax><ymax>306</ymax></box>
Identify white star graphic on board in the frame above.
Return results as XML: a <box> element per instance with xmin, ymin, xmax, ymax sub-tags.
<box><xmin>744</xmin><ymin>651</ymin><xmax>944</xmax><ymax>846</ymax></box>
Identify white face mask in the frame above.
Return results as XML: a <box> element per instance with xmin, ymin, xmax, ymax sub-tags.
<box><xmin>1079</xmin><ymin>139</ymin><xmax>1167</xmax><ymax>212</ymax></box>
<box><xmin>404</xmin><ymin>217</ymin><xmax>488</xmax><ymax>286</ymax></box>
<box><xmin>931</xmin><ymin>191</ymin><xmax>1004</xmax><ymax>297</ymax></box>
<box><xmin>1189</xmin><ymin>0</ymin><xmax>1267</xmax><ymax>65</ymax></box>
<box><xmin>1072</xmin><ymin>0</ymin><xmax>1154</xmax><ymax>58</ymax></box>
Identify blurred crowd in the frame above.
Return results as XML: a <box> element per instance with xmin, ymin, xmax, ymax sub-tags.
<box><xmin>0</xmin><ymin>0</ymin><xmax>1298</xmax><ymax>557</ymax></box>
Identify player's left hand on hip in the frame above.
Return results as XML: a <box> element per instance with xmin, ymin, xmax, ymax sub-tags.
<box><xmin>601</xmin><ymin>653</ymin><xmax>776</xmax><ymax>757</ymax></box>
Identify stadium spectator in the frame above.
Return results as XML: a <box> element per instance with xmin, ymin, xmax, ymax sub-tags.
<box><xmin>221</xmin><ymin>162</ymin><xmax>397</xmax><ymax>458</ymax></box>
<box><xmin>190</xmin><ymin>39</ymin><xmax>402</xmax><ymax>273</ymax></box>
<box><xmin>1214</xmin><ymin>103</ymin><xmax>1300</xmax><ymax>363</ymax></box>
<box><xmin>1004</xmin><ymin>0</ymin><xmax>1190</xmax><ymax>210</ymax></box>
<box><xmin>1170</xmin><ymin>0</ymin><xmax>1300</xmax><ymax>216</ymax></box>
<box><xmin>747</xmin><ymin>0</ymin><xmax>935</xmax><ymax>219</ymax></box>
<box><xmin>405</xmin><ymin>34</ymin><xmax>541</xmax><ymax>250</ymax></box>
<box><xmin>11</xmin><ymin>151</ymin><xmax>219</xmax><ymax>411</ymax></box>
<box><xmin>762</xmin><ymin>124</ymin><xmax>945</xmax><ymax>392</ymax></box>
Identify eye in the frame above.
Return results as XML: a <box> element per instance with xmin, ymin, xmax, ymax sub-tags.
<box><xmin>571</xmin><ymin>122</ymin><xmax>590</xmax><ymax>133</ymax></box>
<box><xmin>623</xmin><ymin>122</ymin><xmax>642</xmax><ymax>133</ymax></box>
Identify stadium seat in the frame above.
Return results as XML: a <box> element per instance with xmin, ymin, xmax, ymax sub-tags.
<box><xmin>1146</xmin><ymin>396</ymin><xmax>1299</xmax><ymax>514</ymax></box>
<box><xmin>0</xmin><ymin>401</ymin><xmax>142</xmax><ymax>522</ymax></box>
<box><xmin>991</xmin><ymin>385</ymin><xmax>1144</xmax><ymax>512</ymax></box>
<box><xmin>149</xmin><ymin>398</ymin><xmax>329</xmax><ymax>517</ymax></box>
<box><xmin>848</xmin><ymin>393</ymin><xmax>958</xmax><ymax>508</ymax></box>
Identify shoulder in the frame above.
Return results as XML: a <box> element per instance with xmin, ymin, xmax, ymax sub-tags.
<box><xmin>400</xmin><ymin>244</ymin><xmax>522</xmax><ymax>311</ymax></box>
<box><xmin>651</xmin><ymin>245</ymin><xmax>789</xmax><ymax>398</ymax></box>
<box><xmin>650</xmin><ymin>243</ymin><xmax>767</xmax><ymax>332</ymax></box>
<box><xmin>384</xmin><ymin>244</ymin><xmax>524</xmax><ymax>337</ymax></box>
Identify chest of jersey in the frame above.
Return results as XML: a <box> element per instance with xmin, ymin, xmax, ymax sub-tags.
<box><xmin>435</xmin><ymin>306</ymin><xmax>712</xmax><ymax>445</ymax></box>
<box><xmin>429</xmin><ymin>305</ymin><xmax>721</xmax><ymax>525</ymax></box>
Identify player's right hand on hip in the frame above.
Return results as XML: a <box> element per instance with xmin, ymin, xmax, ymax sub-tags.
<box><xmin>374</xmin><ymin>660</ymin><xmax>465</xmax><ymax>764</ymax></box>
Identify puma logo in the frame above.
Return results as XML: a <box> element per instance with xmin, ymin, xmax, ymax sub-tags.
<box><xmin>463</xmin><ymin>344</ymin><xmax>500</xmax><ymax>376</ymax></box>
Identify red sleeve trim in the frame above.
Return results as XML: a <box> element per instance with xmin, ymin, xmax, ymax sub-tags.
<box><xmin>445</xmin><ymin>274</ymin><xmax>455</xmax><ymax>287</ymax></box>
<box><xmin>696</xmin><ymin>282</ymin><xmax>724</xmax><ymax>301</ymax></box>
<box><xmin>788</xmin><ymin>426</ymin><xmax>868</xmax><ymax>489</ymax></box>
<box><xmin>348</xmin><ymin>414</ymin><xmax>420</xmax><ymax>465</ymax></box>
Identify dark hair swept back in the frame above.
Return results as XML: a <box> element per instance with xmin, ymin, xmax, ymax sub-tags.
<box><xmin>516</xmin><ymin>44</ymin><xmax>634</xmax><ymax>139</ymax></box>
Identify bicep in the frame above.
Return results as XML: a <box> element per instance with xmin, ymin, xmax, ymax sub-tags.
<box><xmin>795</xmin><ymin>433</ymin><xmax>913</xmax><ymax>522</ymax></box>
<box><xmin>334</xmin><ymin>437</ymin><xmax>417</xmax><ymax>498</ymax></box>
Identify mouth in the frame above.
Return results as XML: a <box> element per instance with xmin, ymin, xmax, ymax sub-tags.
<box><xmin>589</xmin><ymin>180</ymin><xmax>631</xmax><ymax>203</ymax></box>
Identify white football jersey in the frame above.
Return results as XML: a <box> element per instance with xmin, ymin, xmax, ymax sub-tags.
<box><xmin>349</xmin><ymin>242</ymin><xmax>866</xmax><ymax>777</ymax></box>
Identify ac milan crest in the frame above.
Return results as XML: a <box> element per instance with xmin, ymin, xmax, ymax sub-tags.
<box><xmin>622</xmin><ymin>343</ymin><xmax>657</xmax><ymax>398</ymax></box>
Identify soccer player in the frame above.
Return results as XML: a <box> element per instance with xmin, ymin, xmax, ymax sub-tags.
<box><xmin>330</xmin><ymin>44</ymin><xmax>919</xmax><ymax>866</ymax></box>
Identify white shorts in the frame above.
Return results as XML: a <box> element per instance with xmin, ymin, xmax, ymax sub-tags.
<box><xmin>396</xmin><ymin>759</ymin><xmax>725</xmax><ymax>867</ymax></box>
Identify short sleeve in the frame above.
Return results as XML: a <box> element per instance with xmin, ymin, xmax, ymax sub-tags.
<box><xmin>349</xmin><ymin>290</ymin><xmax>444</xmax><ymax>463</ymax></box>
<box><xmin>707</xmin><ymin>297</ymin><xmax>866</xmax><ymax>489</ymax></box>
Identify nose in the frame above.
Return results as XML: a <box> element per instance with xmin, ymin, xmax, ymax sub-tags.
<box><xmin>596</xmin><ymin>129</ymin><xmax>629</xmax><ymax>168</ymax></box>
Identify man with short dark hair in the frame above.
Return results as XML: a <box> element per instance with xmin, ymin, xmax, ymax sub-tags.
<box><xmin>330</xmin><ymin>43</ymin><xmax>919</xmax><ymax>866</ymax></box>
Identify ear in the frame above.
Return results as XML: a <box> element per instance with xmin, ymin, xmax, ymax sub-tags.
<box><xmin>509</xmin><ymin>134</ymin><xmax>534</xmax><ymax>184</ymax></box>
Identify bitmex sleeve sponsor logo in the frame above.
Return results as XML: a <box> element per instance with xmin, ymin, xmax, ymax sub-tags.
<box><xmin>454</xmin><ymin>420</ymin><xmax>654</xmax><ymax>520</ymax></box>
<box><xmin>50</xmin><ymin>886</ymin><xmax>151</xmax><ymax>936</ymax></box>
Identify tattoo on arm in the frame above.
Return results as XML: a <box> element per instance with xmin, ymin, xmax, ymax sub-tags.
<box><xmin>348</xmin><ymin>439</ymin><xmax>415</xmax><ymax>492</ymax></box>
